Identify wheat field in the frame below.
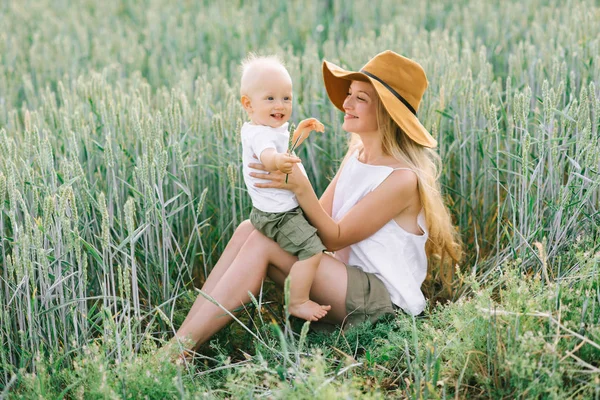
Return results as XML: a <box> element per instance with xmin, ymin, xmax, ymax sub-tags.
<box><xmin>0</xmin><ymin>0</ymin><xmax>599</xmax><ymax>398</ymax></box>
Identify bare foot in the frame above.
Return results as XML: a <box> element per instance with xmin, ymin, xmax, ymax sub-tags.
<box><xmin>289</xmin><ymin>300</ymin><xmax>331</xmax><ymax>321</ymax></box>
<box><xmin>174</xmin><ymin>349</ymin><xmax>194</xmax><ymax>365</ymax></box>
<box><xmin>160</xmin><ymin>337</ymin><xmax>195</xmax><ymax>365</ymax></box>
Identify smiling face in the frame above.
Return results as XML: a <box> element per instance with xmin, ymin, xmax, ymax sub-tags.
<box><xmin>342</xmin><ymin>80</ymin><xmax>379</xmax><ymax>134</ymax></box>
<box><xmin>241</xmin><ymin>66</ymin><xmax>293</xmax><ymax>128</ymax></box>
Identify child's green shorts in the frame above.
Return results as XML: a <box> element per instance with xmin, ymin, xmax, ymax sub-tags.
<box><xmin>250</xmin><ymin>206</ymin><xmax>326</xmax><ymax>261</ymax></box>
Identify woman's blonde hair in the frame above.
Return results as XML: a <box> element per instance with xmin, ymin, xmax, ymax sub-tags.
<box><xmin>347</xmin><ymin>99</ymin><xmax>462</xmax><ymax>297</ymax></box>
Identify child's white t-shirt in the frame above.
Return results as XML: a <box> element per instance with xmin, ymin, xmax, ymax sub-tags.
<box><xmin>241</xmin><ymin>122</ymin><xmax>305</xmax><ymax>213</ymax></box>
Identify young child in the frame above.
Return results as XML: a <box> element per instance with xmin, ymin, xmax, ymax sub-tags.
<box><xmin>239</xmin><ymin>54</ymin><xmax>330</xmax><ymax>321</ymax></box>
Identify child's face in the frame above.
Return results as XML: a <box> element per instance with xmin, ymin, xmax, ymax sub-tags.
<box><xmin>242</xmin><ymin>69</ymin><xmax>293</xmax><ymax>128</ymax></box>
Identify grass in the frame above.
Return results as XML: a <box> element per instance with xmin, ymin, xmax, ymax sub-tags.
<box><xmin>0</xmin><ymin>0</ymin><xmax>599</xmax><ymax>398</ymax></box>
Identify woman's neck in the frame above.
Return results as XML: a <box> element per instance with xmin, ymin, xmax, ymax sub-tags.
<box><xmin>357</xmin><ymin>134</ymin><xmax>385</xmax><ymax>164</ymax></box>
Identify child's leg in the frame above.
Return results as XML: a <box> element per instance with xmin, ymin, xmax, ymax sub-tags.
<box><xmin>287</xmin><ymin>253</ymin><xmax>331</xmax><ymax>321</ymax></box>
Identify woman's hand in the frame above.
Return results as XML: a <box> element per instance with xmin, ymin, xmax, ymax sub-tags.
<box><xmin>249</xmin><ymin>160</ymin><xmax>309</xmax><ymax>193</ymax></box>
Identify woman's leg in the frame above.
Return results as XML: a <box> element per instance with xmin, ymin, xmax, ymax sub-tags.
<box><xmin>267</xmin><ymin>253</ymin><xmax>348</xmax><ymax>324</ymax></box>
<box><xmin>177</xmin><ymin>220</ymin><xmax>255</xmax><ymax>336</ymax></box>
<box><xmin>176</xmin><ymin>230</ymin><xmax>349</xmax><ymax>348</ymax></box>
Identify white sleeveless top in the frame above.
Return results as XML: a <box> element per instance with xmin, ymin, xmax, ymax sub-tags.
<box><xmin>332</xmin><ymin>151</ymin><xmax>428</xmax><ymax>315</ymax></box>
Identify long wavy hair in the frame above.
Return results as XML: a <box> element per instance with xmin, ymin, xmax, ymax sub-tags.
<box><xmin>346</xmin><ymin>98</ymin><xmax>462</xmax><ymax>298</ymax></box>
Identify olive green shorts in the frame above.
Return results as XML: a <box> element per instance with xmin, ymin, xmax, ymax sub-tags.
<box><xmin>343</xmin><ymin>265</ymin><xmax>395</xmax><ymax>328</ymax></box>
<box><xmin>311</xmin><ymin>264</ymin><xmax>395</xmax><ymax>333</ymax></box>
<box><xmin>250</xmin><ymin>206</ymin><xmax>326</xmax><ymax>261</ymax></box>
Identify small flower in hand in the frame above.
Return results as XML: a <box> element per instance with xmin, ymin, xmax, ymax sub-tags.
<box><xmin>291</xmin><ymin>118</ymin><xmax>325</xmax><ymax>151</ymax></box>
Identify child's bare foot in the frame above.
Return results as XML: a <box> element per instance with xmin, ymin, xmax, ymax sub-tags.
<box><xmin>289</xmin><ymin>300</ymin><xmax>331</xmax><ymax>321</ymax></box>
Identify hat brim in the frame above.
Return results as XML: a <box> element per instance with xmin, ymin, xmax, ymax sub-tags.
<box><xmin>322</xmin><ymin>60</ymin><xmax>437</xmax><ymax>148</ymax></box>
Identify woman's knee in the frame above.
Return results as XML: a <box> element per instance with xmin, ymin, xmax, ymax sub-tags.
<box><xmin>245</xmin><ymin>229</ymin><xmax>272</xmax><ymax>248</ymax></box>
<box><xmin>244</xmin><ymin>230</ymin><xmax>291</xmax><ymax>262</ymax></box>
<box><xmin>238</xmin><ymin>219</ymin><xmax>254</xmax><ymax>234</ymax></box>
<box><xmin>230</xmin><ymin>219</ymin><xmax>255</xmax><ymax>244</ymax></box>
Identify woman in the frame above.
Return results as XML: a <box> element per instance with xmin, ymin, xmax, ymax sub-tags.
<box><xmin>175</xmin><ymin>50</ymin><xmax>461</xmax><ymax>349</ymax></box>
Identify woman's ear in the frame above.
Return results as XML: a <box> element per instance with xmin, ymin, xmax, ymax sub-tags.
<box><xmin>241</xmin><ymin>95</ymin><xmax>252</xmax><ymax>113</ymax></box>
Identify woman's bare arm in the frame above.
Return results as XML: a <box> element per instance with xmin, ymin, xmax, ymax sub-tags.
<box><xmin>318</xmin><ymin>169</ymin><xmax>340</xmax><ymax>217</ymax></box>
<box><xmin>251</xmin><ymin>163</ymin><xmax>419</xmax><ymax>251</ymax></box>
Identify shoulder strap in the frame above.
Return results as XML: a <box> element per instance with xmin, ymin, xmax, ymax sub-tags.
<box><xmin>392</xmin><ymin>167</ymin><xmax>417</xmax><ymax>173</ymax></box>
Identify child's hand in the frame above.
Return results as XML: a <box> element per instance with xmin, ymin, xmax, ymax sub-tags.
<box><xmin>292</xmin><ymin>118</ymin><xmax>325</xmax><ymax>149</ymax></box>
<box><xmin>275</xmin><ymin>153</ymin><xmax>301</xmax><ymax>174</ymax></box>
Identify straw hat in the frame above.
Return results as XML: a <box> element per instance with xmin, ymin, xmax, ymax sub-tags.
<box><xmin>322</xmin><ymin>50</ymin><xmax>437</xmax><ymax>148</ymax></box>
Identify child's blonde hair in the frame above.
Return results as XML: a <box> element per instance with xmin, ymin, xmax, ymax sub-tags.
<box><xmin>240</xmin><ymin>53</ymin><xmax>289</xmax><ymax>97</ymax></box>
